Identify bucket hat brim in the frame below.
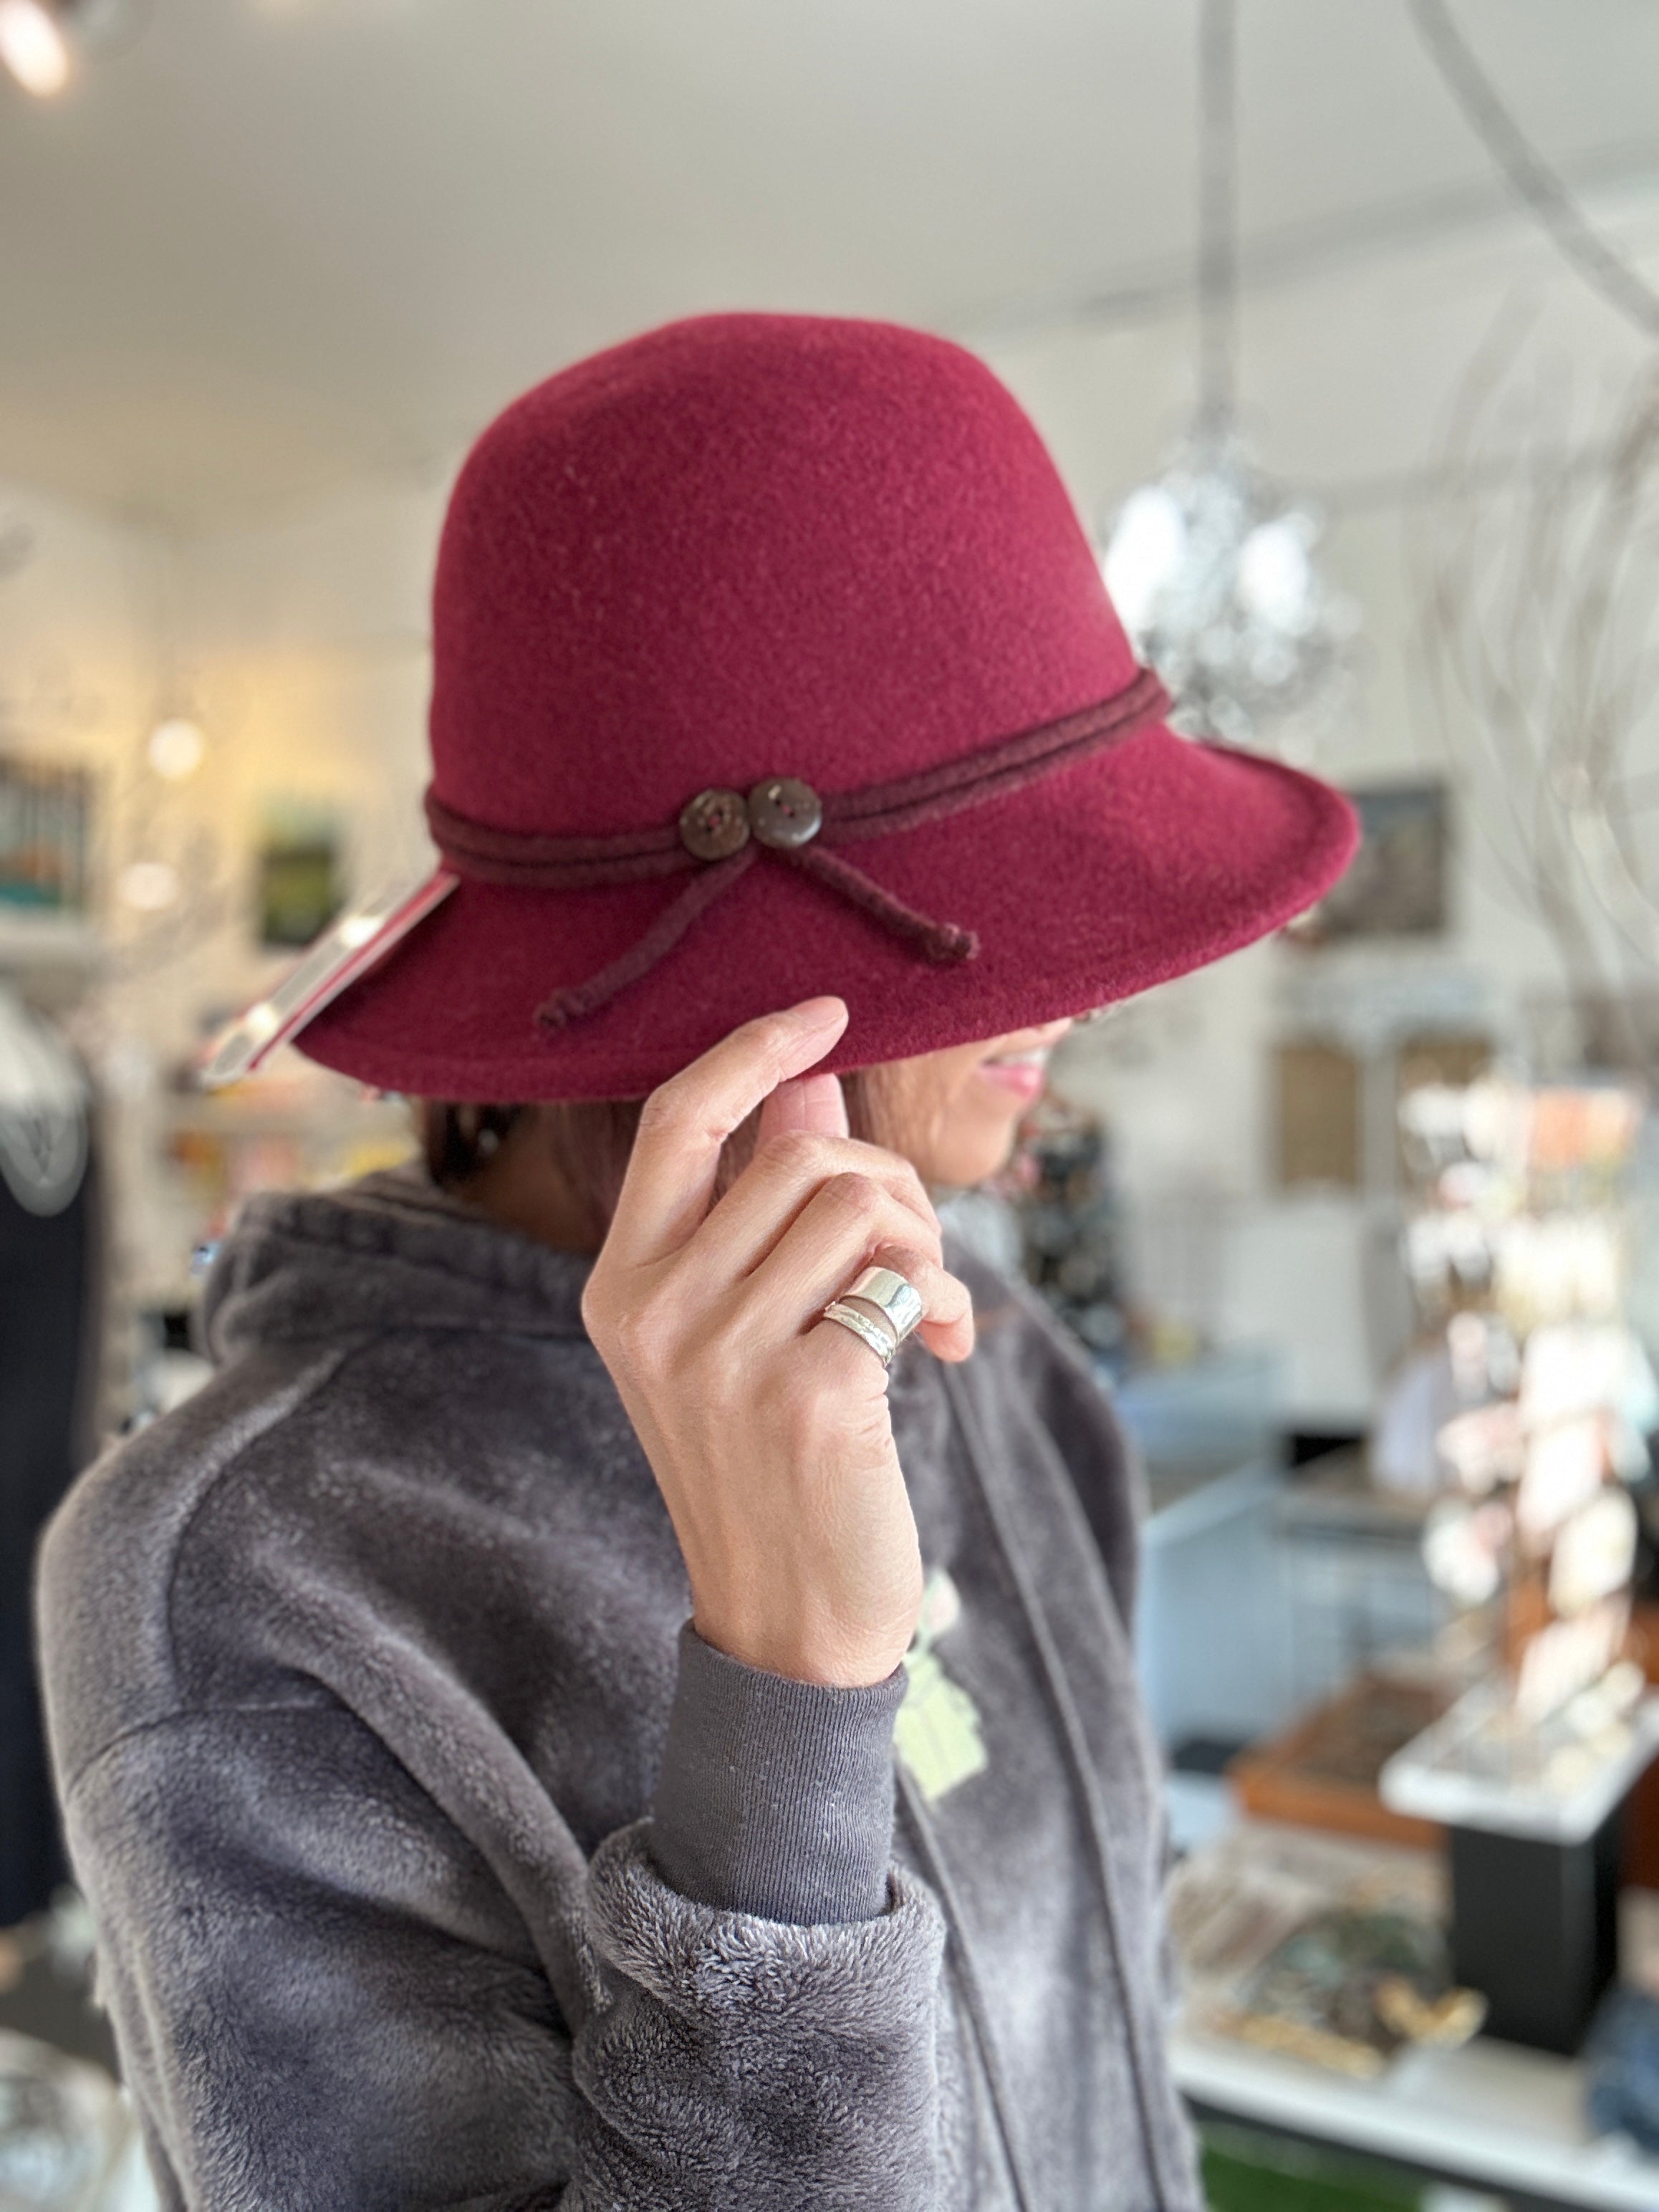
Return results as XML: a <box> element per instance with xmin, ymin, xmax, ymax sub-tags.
<box><xmin>297</xmin><ymin>719</ymin><xmax>1356</xmax><ymax>1102</ymax></box>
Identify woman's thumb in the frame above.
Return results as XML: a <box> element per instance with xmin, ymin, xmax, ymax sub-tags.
<box><xmin>755</xmin><ymin>1071</ymin><xmax>850</xmax><ymax>1143</ymax></box>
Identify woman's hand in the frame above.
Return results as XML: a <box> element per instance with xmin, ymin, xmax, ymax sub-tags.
<box><xmin>581</xmin><ymin>997</ymin><xmax>974</xmax><ymax>1688</ymax></box>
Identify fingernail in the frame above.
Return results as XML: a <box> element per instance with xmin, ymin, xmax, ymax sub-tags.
<box><xmin>789</xmin><ymin>996</ymin><xmax>847</xmax><ymax>1030</ymax></box>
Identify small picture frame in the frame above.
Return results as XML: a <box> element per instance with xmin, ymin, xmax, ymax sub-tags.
<box><xmin>0</xmin><ymin>754</ymin><xmax>92</xmax><ymax>913</ymax></box>
<box><xmin>1296</xmin><ymin>781</ymin><xmax>1448</xmax><ymax>943</ymax></box>
<box><xmin>256</xmin><ymin>806</ymin><xmax>345</xmax><ymax>949</ymax></box>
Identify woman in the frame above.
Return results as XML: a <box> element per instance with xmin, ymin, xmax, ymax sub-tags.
<box><xmin>38</xmin><ymin>314</ymin><xmax>1353</xmax><ymax>2210</ymax></box>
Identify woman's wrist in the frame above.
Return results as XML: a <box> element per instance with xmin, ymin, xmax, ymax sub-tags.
<box><xmin>690</xmin><ymin>1597</ymin><xmax>918</xmax><ymax>1691</ymax></box>
<box><xmin>650</xmin><ymin>1623</ymin><xmax>906</xmax><ymax>1924</ymax></box>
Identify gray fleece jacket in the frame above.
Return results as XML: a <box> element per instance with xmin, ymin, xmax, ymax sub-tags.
<box><xmin>37</xmin><ymin>1166</ymin><xmax>1201</xmax><ymax>2211</ymax></box>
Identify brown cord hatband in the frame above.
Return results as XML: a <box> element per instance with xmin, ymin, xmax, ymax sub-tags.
<box><xmin>424</xmin><ymin>667</ymin><xmax>1169</xmax><ymax>1030</ymax></box>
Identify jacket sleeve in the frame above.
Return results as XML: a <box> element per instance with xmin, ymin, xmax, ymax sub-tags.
<box><xmin>57</xmin><ymin>1640</ymin><xmax>948</xmax><ymax>2212</ymax></box>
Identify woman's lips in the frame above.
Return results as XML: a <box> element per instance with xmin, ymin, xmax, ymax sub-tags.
<box><xmin>977</xmin><ymin>1051</ymin><xmax>1049</xmax><ymax>1103</ymax></box>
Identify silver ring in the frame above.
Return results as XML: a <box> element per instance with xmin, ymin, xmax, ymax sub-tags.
<box><xmin>843</xmin><ymin>1266</ymin><xmax>924</xmax><ymax>1346</ymax></box>
<box><xmin>822</xmin><ymin>1299</ymin><xmax>898</xmax><ymax>1370</ymax></box>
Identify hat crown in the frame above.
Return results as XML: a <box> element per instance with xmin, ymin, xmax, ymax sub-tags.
<box><xmin>429</xmin><ymin>314</ymin><xmax>1136</xmax><ymax>837</ymax></box>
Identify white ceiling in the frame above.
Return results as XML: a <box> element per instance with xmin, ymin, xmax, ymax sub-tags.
<box><xmin>3</xmin><ymin>0</ymin><xmax>1658</xmax><ymax>524</ymax></box>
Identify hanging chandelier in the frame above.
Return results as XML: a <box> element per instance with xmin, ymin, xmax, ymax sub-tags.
<box><xmin>1101</xmin><ymin>0</ymin><xmax>1357</xmax><ymax>750</ymax></box>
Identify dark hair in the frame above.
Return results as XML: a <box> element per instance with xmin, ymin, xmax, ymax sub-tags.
<box><xmin>423</xmin><ymin>1074</ymin><xmax>888</xmax><ymax>1245</ymax></box>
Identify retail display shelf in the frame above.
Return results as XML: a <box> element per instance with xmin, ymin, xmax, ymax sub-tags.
<box><xmin>1173</xmin><ymin>2024</ymin><xmax>1659</xmax><ymax>2211</ymax></box>
<box><xmin>1276</xmin><ymin>1449</ymin><xmax>1431</xmax><ymax>1544</ymax></box>
<box><xmin>0</xmin><ymin>909</ymin><xmax>103</xmax><ymax>968</ymax></box>
<box><xmin>1381</xmin><ymin>1685</ymin><xmax>1659</xmax><ymax>1846</ymax></box>
<box><xmin>1143</xmin><ymin>1454</ymin><xmax>1280</xmax><ymax>1547</ymax></box>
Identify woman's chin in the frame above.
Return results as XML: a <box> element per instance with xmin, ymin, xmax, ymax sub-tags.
<box><xmin>932</xmin><ymin>1104</ymin><xmax>1034</xmax><ymax>1189</ymax></box>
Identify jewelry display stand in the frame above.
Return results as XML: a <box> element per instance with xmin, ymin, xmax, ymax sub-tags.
<box><xmin>1382</xmin><ymin>1689</ymin><xmax>1659</xmax><ymax>2052</ymax></box>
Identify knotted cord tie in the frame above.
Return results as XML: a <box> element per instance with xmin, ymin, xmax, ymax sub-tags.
<box><xmin>424</xmin><ymin>666</ymin><xmax>1169</xmax><ymax>1030</ymax></box>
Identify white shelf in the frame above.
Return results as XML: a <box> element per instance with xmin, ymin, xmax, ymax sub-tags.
<box><xmin>1173</xmin><ymin>2024</ymin><xmax>1659</xmax><ymax>2210</ymax></box>
<box><xmin>0</xmin><ymin>908</ymin><xmax>103</xmax><ymax>968</ymax></box>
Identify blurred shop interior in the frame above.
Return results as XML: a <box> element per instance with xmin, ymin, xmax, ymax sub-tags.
<box><xmin>5</xmin><ymin>2</ymin><xmax>1659</xmax><ymax>2207</ymax></box>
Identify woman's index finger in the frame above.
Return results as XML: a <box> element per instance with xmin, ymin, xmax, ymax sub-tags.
<box><xmin>602</xmin><ymin>999</ymin><xmax>849</xmax><ymax>1265</ymax></box>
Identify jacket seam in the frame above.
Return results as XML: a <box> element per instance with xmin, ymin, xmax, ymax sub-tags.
<box><xmin>57</xmin><ymin>1703</ymin><xmax>552</xmax><ymax>1979</ymax></box>
<box><xmin>59</xmin><ymin>1696</ymin><xmax>357</xmax><ymax>1806</ymax></box>
<box><xmin>159</xmin><ymin>1336</ymin><xmax>370</xmax><ymax>1691</ymax></box>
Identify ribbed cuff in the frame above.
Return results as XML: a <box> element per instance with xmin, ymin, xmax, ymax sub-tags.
<box><xmin>649</xmin><ymin>1622</ymin><xmax>905</xmax><ymax>1925</ymax></box>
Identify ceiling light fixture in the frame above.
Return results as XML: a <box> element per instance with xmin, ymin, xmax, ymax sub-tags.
<box><xmin>0</xmin><ymin>0</ymin><xmax>71</xmax><ymax>97</ymax></box>
<box><xmin>117</xmin><ymin>859</ymin><xmax>181</xmax><ymax>913</ymax></box>
<box><xmin>146</xmin><ymin>716</ymin><xmax>206</xmax><ymax>781</ymax></box>
<box><xmin>1100</xmin><ymin>0</ymin><xmax>1356</xmax><ymax>751</ymax></box>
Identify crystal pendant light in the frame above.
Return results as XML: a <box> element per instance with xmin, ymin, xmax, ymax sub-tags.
<box><xmin>1102</xmin><ymin>0</ymin><xmax>1357</xmax><ymax>750</ymax></box>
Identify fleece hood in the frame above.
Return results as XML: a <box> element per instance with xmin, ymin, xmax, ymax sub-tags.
<box><xmin>200</xmin><ymin>1163</ymin><xmax>590</xmax><ymax>1362</ymax></box>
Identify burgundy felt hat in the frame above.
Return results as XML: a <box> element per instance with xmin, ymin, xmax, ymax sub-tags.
<box><xmin>295</xmin><ymin>313</ymin><xmax>1356</xmax><ymax>1101</ymax></box>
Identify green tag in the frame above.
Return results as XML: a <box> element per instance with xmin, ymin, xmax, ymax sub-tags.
<box><xmin>895</xmin><ymin>1569</ymin><xmax>988</xmax><ymax>1804</ymax></box>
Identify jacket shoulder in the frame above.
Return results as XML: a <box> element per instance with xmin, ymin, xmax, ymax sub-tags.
<box><xmin>37</xmin><ymin>1340</ymin><xmax>354</xmax><ymax>1793</ymax></box>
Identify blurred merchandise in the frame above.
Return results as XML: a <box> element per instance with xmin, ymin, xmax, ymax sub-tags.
<box><xmin>1584</xmin><ymin>1985</ymin><xmax>1659</xmax><ymax>2155</ymax></box>
<box><xmin>1229</xmin><ymin>1673</ymin><xmax>1446</xmax><ymax>1853</ymax></box>
<box><xmin>1233</xmin><ymin>1908</ymin><xmax>1482</xmax><ymax>2077</ymax></box>
<box><xmin>1169</xmin><ymin>1821</ymin><xmax>1461</xmax><ymax>2079</ymax></box>
<box><xmin>0</xmin><ymin>993</ymin><xmax>100</xmax><ymax>1928</ymax></box>
<box><xmin>1009</xmin><ymin>1096</ymin><xmax>1134</xmax><ymax>1365</ymax></box>
<box><xmin>1382</xmin><ymin>1673</ymin><xmax>1659</xmax><ymax>2053</ymax></box>
<box><xmin>1375</xmin><ymin>1064</ymin><xmax>1659</xmax><ymax>2054</ymax></box>
<box><xmin>1398</xmin><ymin>1077</ymin><xmax>1643</xmax><ymax>1335</ymax></box>
<box><xmin>0</xmin><ymin>2031</ymin><xmax>130</xmax><ymax>2212</ymax></box>
<box><xmin>1386</xmin><ymin>1076</ymin><xmax>1658</xmax><ymax>1842</ymax></box>
<box><xmin>1371</xmin><ymin>1342</ymin><xmax>1463</xmax><ymax>1496</ymax></box>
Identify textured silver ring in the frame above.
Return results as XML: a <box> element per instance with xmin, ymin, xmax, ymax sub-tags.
<box><xmin>822</xmin><ymin>1299</ymin><xmax>898</xmax><ymax>1370</ymax></box>
<box><xmin>842</xmin><ymin>1265</ymin><xmax>925</xmax><ymax>1346</ymax></box>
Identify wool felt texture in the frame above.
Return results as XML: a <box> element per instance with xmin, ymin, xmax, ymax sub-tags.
<box><xmin>37</xmin><ymin>1166</ymin><xmax>1203</xmax><ymax>2211</ymax></box>
<box><xmin>298</xmin><ymin>312</ymin><xmax>1357</xmax><ymax>1101</ymax></box>
<box><xmin>424</xmin><ymin>668</ymin><xmax>1170</xmax><ymax>1026</ymax></box>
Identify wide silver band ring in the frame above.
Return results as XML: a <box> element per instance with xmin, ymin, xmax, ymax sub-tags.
<box><xmin>822</xmin><ymin>1299</ymin><xmax>898</xmax><ymax>1371</ymax></box>
<box><xmin>842</xmin><ymin>1265</ymin><xmax>925</xmax><ymax>1345</ymax></box>
<box><xmin>819</xmin><ymin>1264</ymin><xmax>924</xmax><ymax>1373</ymax></box>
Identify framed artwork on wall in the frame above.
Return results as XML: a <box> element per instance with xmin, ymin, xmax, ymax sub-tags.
<box><xmin>1295</xmin><ymin>781</ymin><xmax>1448</xmax><ymax>945</ymax></box>
<box><xmin>0</xmin><ymin>755</ymin><xmax>91</xmax><ymax>913</ymax></box>
<box><xmin>255</xmin><ymin>804</ymin><xmax>345</xmax><ymax>949</ymax></box>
